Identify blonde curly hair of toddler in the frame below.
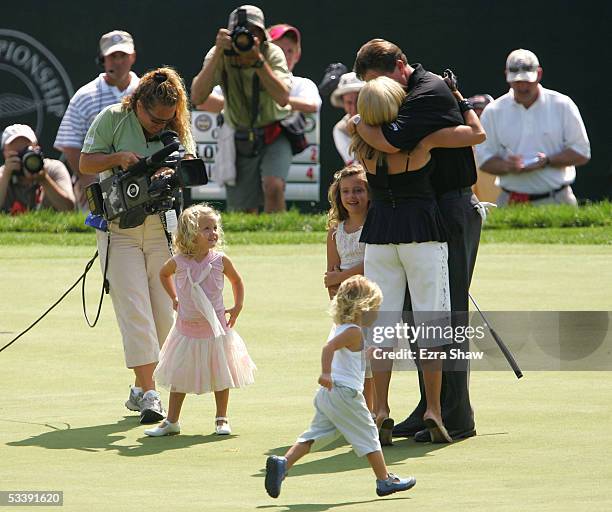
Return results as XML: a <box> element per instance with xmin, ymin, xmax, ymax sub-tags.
<box><xmin>330</xmin><ymin>275</ymin><xmax>382</xmax><ymax>325</ymax></box>
<box><xmin>173</xmin><ymin>203</ymin><xmax>225</xmax><ymax>256</ymax></box>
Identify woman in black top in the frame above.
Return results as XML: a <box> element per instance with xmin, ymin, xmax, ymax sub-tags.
<box><xmin>350</xmin><ymin>76</ymin><xmax>485</xmax><ymax>444</ymax></box>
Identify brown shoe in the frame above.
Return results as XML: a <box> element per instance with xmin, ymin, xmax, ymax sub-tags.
<box><xmin>423</xmin><ymin>417</ymin><xmax>453</xmax><ymax>443</ymax></box>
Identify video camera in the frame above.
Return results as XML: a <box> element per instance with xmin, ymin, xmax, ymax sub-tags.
<box><xmin>15</xmin><ymin>146</ymin><xmax>44</xmax><ymax>175</ymax></box>
<box><xmin>225</xmin><ymin>8</ymin><xmax>255</xmax><ymax>55</ymax></box>
<box><xmin>86</xmin><ymin>131</ymin><xmax>208</xmax><ymax>228</ymax></box>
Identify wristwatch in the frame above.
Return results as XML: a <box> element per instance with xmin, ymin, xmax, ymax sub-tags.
<box><xmin>458</xmin><ymin>99</ymin><xmax>474</xmax><ymax>113</ymax></box>
<box><xmin>252</xmin><ymin>57</ymin><xmax>265</xmax><ymax>69</ymax></box>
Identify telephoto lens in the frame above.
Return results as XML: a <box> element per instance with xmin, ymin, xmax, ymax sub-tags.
<box><xmin>232</xmin><ymin>27</ymin><xmax>254</xmax><ymax>52</ymax></box>
<box><xmin>17</xmin><ymin>146</ymin><xmax>44</xmax><ymax>174</ymax></box>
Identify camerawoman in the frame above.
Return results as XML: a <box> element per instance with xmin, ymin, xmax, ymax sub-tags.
<box><xmin>191</xmin><ymin>5</ymin><xmax>293</xmax><ymax>213</ymax></box>
<box><xmin>79</xmin><ymin>67</ymin><xmax>200</xmax><ymax>424</ymax></box>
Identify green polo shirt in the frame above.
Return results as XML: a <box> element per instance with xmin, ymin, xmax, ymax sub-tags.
<box><xmin>82</xmin><ymin>104</ymin><xmax>196</xmax><ymax>179</ymax></box>
<box><xmin>204</xmin><ymin>42</ymin><xmax>291</xmax><ymax>129</ymax></box>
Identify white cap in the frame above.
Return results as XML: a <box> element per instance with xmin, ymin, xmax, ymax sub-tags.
<box><xmin>99</xmin><ymin>30</ymin><xmax>135</xmax><ymax>57</ymax></box>
<box><xmin>505</xmin><ymin>49</ymin><xmax>540</xmax><ymax>83</ymax></box>
<box><xmin>330</xmin><ymin>72</ymin><xmax>365</xmax><ymax>108</ymax></box>
<box><xmin>1</xmin><ymin>124</ymin><xmax>37</xmax><ymax>149</ymax></box>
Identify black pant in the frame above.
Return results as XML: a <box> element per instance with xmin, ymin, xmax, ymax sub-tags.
<box><xmin>397</xmin><ymin>191</ymin><xmax>482</xmax><ymax>434</ymax></box>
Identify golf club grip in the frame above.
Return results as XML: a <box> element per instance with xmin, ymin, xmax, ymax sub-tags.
<box><xmin>490</xmin><ymin>327</ymin><xmax>523</xmax><ymax>379</ymax></box>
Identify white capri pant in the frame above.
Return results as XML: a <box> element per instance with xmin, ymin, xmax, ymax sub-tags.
<box><xmin>364</xmin><ymin>242</ymin><xmax>451</xmax><ymax>350</ymax></box>
<box><xmin>96</xmin><ymin>215</ymin><xmax>174</xmax><ymax>368</ymax></box>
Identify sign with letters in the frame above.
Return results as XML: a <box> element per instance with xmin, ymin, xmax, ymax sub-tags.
<box><xmin>0</xmin><ymin>29</ymin><xmax>73</xmax><ymax>145</ymax></box>
<box><xmin>190</xmin><ymin>110</ymin><xmax>321</xmax><ymax>202</ymax></box>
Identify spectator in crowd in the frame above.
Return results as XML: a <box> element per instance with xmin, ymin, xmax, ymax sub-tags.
<box><xmin>331</xmin><ymin>72</ymin><xmax>365</xmax><ymax>165</ymax></box>
<box><xmin>468</xmin><ymin>94</ymin><xmax>499</xmax><ymax>202</ymax></box>
<box><xmin>268</xmin><ymin>24</ymin><xmax>322</xmax><ymax>114</ymax></box>
<box><xmin>55</xmin><ymin>30</ymin><xmax>139</xmax><ymax>210</ymax></box>
<box><xmin>1</xmin><ymin>124</ymin><xmax>75</xmax><ymax>214</ymax></box>
<box><xmin>476</xmin><ymin>49</ymin><xmax>590</xmax><ymax>206</ymax></box>
<box><xmin>192</xmin><ymin>5</ymin><xmax>292</xmax><ymax>213</ymax></box>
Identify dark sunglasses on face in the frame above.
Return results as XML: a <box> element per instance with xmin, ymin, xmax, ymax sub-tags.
<box><xmin>142</xmin><ymin>103</ymin><xmax>176</xmax><ymax>125</ymax></box>
<box><xmin>507</xmin><ymin>64</ymin><xmax>538</xmax><ymax>73</ymax></box>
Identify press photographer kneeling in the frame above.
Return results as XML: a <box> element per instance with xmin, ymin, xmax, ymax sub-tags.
<box><xmin>80</xmin><ymin>68</ymin><xmax>201</xmax><ymax>424</ymax></box>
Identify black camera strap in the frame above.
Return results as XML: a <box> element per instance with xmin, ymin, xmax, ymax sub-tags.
<box><xmin>222</xmin><ymin>67</ymin><xmax>260</xmax><ymax>132</ymax></box>
<box><xmin>0</xmin><ymin>234</ymin><xmax>110</xmax><ymax>354</ymax></box>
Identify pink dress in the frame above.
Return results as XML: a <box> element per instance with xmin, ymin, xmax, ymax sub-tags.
<box><xmin>154</xmin><ymin>251</ymin><xmax>256</xmax><ymax>394</ymax></box>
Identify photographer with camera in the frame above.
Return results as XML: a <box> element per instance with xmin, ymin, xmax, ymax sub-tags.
<box><xmin>192</xmin><ymin>5</ymin><xmax>292</xmax><ymax>213</ymax></box>
<box><xmin>0</xmin><ymin>124</ymin><xmax>75</xmax><ymax>214</ymax></box>
<box><xmin>79</xmin><ymin>67</ymin><xmax>197</xmax><ymax>424</ymax></box>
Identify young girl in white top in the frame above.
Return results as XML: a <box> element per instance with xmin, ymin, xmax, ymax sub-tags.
<box><xmin>324</xmin><ymin>164</ymin><xmax>376</xmax><ymax>412</ymax></box>
<box><xmin>264</xmin><ymin>276</ymin><xmax>416</xmax><ymax>499</ymax></box>
<box><xmin>145</xmin><ymin>204</ymin><xmax>256</xmax><ymax>437</ymax></box>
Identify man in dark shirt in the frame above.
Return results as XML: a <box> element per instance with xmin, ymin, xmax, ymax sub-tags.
<box><xmin>352</xmin><ymin>39</ymin><xmax>481</xmax><ymax>441</ymax></box>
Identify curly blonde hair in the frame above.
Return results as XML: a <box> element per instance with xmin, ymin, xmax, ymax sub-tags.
<box><xmin>173</xmin><ymin>203</ymin><xmax>225</xmax><ymax>257</ymax></box>
<box><xmin>349</xmin><ymin>76</ymin><xmax>407</xmax><ymax>163</ymax></box>
<box><xmin>330</xmin><ymin>275</ymin><xmax>382</xmax><ymax>325</ymax></box>
<box><xmin>327</xmin><ymin>163</ymin><xmax>368</xmax><ymax>229</ymax></box>
<box><xmin>122</xmin><ymin>66</ymin><xmax>192</xmax><ymax>148</ymax></box>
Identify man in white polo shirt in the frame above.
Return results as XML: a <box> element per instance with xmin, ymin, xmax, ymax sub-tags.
<box><xmin>475</xmin><ymin>49</ymin><xmax>590</xmax><ymax>206</ymax></box>
<box><xmin>55</xmin><ymin>30</ymin><xmax>139</xmax><ymax>209</ymax></box>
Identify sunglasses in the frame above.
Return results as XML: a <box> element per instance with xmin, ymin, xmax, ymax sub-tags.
<box><xmin>141</xmin><ymin>102</ymin><xmax>176</xmax><ymax>126</ymax></box>
<box><xmin>507</xmin><ymin>64</ymin><xmax>538</xmax><ymax>73</ymax></box>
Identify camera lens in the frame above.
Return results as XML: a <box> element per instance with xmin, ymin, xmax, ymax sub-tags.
<box><xmin>21</xmin><ymin>149</ymin><xmax>44</xmax><ymax>173</ymax></box>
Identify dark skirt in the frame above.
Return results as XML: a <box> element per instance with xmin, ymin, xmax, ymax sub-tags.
<box><xmin>360</xmin><ymin>198</ymin><xmax>447</xmax><ymax>245</ymax></box>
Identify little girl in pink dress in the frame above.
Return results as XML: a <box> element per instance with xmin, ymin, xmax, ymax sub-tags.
<box><xmin>145</xmin><ymin>204</ymin><xmax>256</xmax><ymax>437</ymax></box>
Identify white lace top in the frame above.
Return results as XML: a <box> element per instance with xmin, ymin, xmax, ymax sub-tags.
<box><xmin>333</xmin><ymin>221</ymin><xmax>365</xmax><ymax>271</ymax></box>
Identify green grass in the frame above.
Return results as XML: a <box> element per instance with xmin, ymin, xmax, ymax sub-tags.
<box><xmin>1</xmin><ymin>202</ymin><xmax>610</xmax><ymax>234</ymax></box>
<box><xmin>1</xmin><ymin>243</ymin><xmax>611</xmax><ymax>511</ymax></box>
<box><xmin>1</xmin><ymin>225</ymin><xmax>610</xmax><ymax>247</ymax></box>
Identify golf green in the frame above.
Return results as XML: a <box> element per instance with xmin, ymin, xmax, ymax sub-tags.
<box><xmin>1</xmin><ymin>243</ymin><xmax>610</xmax><ymax>511</ymax></box>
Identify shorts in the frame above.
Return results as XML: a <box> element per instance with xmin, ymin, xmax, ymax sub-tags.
<box><xmin>226</xmin><ymin>133</ymin><xmax>292</xmax><ymax>211</ymax></box>
<box><xmin>297</xmin><ymin>385</ymin><xmax>381</xmax><ymax>457</ymax></box>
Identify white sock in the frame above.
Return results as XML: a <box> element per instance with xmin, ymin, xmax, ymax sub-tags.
<box><xmin>131</xmin><ymin>386</ymin><xmax>143</xmax><ymax>394</ymax></box>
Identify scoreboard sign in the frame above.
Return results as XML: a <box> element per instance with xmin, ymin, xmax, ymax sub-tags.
<box><xmin>190</xmin><ymin>111</ymin><xmax>320</xmax><ymax>202</ymax></box>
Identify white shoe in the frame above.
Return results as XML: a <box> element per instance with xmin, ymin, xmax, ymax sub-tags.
<box><xmin>215</xmin><ymin>416</ymin><xmax>231</xmax><ymax>435</ymax></box>
<box><xmin>144</xmin><ymin>420</ymin><xmax>180</xmax><ymax>437</ymax></box>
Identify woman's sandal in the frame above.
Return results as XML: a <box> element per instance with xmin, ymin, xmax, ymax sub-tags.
<box><xmin>215</xmin><ymin>416</ymin><xmax>231</xmax><ymax>435</ymax></box>
<box><xmin>423</xmin><ymin>416</ymin><xmax>453</xmax><ymax>443</ymax></box>
<box><xmin>379</xmin><ymin>417</ymin><xmax>395</xmax><ymax>446</ymax></box>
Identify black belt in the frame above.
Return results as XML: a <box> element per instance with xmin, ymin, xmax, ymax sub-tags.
<box><xmin>501</xmin><ymin>184</ymin><xmax>568</xmax><ymax>201</ymax></box>
<box><xmin>436</xmin><ymin>187</ymin><xmax>473</xmax><ymax>200</ymax></box>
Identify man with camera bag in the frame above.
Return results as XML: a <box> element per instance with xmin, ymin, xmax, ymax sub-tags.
<box><xmin>0</xmin><ymin>124</ymin><xmax>75</xmax><ymax>214</ymax></box>
<box><xmin>80</xmin><ymin>68</ymin><xmax>197</xmax><ymax>424</ymax></box>
<box><xmin>192</xmin><ymin>5</ymin><xmax>292</xmax><ymax>213</ymax></box>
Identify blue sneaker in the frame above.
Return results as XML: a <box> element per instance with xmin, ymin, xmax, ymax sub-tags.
<box><xmin>265</xmin><ymin>455</ymin><xmax>287</xmax><ymax>498</ymax></box>
<box><xmin>376</xmin><ymin>473</ymin><xmax>416</xmax><ymax>497</ymax></box>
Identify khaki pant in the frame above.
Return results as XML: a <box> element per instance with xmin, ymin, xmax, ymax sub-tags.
<box><xmin>96</xmin><ymin>215</ymin><xmax>174</xmax><ymax>368</ymax></box>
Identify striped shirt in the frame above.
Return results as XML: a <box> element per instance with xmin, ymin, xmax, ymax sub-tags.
<box><xmin>54</xmin><ymin>72</ymin><xmax>139</xmax><ymax>151</ymax></box>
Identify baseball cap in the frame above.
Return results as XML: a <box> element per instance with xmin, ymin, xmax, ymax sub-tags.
<box><xmin>228</xmin><ymin>5</ymin><xmax>267</xmax><ymax>39</ymax></box>
<box><xmin>268</xmin><ymin>24</ymin><xmax>301</xmax><ymax>45</ymax></box>
<box><xmin>330</xmin><ymin>72</ymin><xmax>365</xmax><ymax>108</ymax></box>
<box><xmin>1</xmin><ymin>124</ymin><xmax>37</xmax><ymax>149</ymax></box>
<box><xmin>505</xmin><ymin>49</ymin><xmax>540</xmax><ymax>83</ymax></box>
<box><xmin>99</xmin><ymin>30</ymin><xmax>135</xmax><ymax>57</ymax></box>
